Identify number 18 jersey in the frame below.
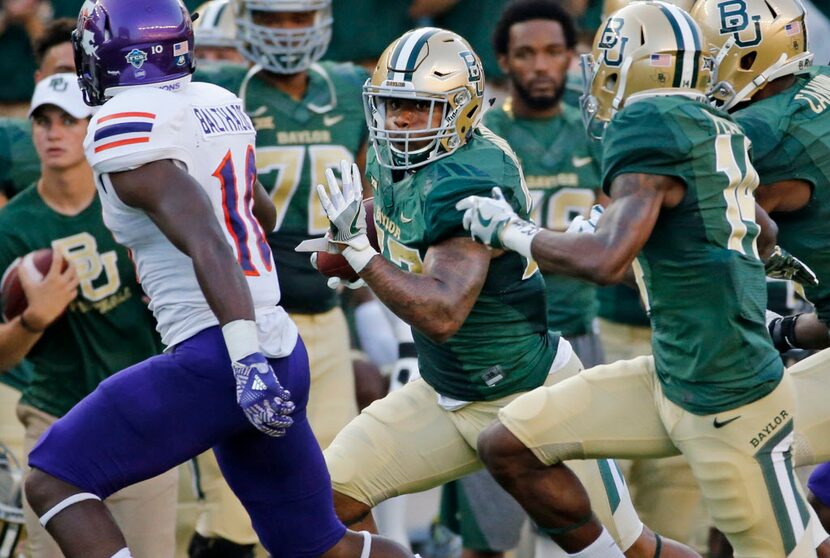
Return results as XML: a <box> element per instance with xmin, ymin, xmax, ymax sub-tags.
<box><xmin>85</xmin><ymin>82</ymin><xmax>291</xmax><ymax>351</ymax></box>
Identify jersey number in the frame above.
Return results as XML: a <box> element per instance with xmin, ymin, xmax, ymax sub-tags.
<box><xmin>715</xmin><ymin>134</ymin><xmax>759</xmax><ymax>258</ymax></box>
<box><xmin>212</xmin><ymin>146</ymin><xmax>273</xmax><ymax>276</ymax></box>
<box><xmin>256</xmin><ymin>145</ymin><xmax>354</xmax><ymax>235</ymax></box>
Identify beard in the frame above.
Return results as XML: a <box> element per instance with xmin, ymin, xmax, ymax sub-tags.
<box><xmin>511</xmin><ymin>75</ymin><xmax>567</xmax><ymax>112</ymax></box>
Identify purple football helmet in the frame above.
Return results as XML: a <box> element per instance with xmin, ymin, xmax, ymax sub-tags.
<box><xmin>72</xmin><ymin>0</ymin><xmax>196</xmax><ymax>106</ymax></box>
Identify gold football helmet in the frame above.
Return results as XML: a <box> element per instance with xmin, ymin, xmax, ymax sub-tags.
<box><xmin>581</xmin><ymin>1</ymin><xmax>710</xmax><ymax>138</ymax></box>
<box><xmin>364</xmin><ymin>27</ymin><xmax>485</xmax><ymax>170</ymax></box>
<box><xmin>602</xmin><ymin>0</ymin><xmax>695</xmax><ymax>19</ymax></box>
<box><xmin>691</xmin><ymin>0</ymin><xmax>812</xmax><ymax>109</ymax></box>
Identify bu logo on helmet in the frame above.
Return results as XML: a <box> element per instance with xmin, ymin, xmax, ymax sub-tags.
<box><xmin>459</xmin><ymin>51</ymin><xmax>484</xmax><ymax>97</ymax></box>
<box><xmin>125</xmin><ymin>48</ymin><xmax>148</xmax><ymax>69</ymax></box>
<box><xmin>717</xmin><ymin>0</ymin><xmax>762</xmax><ymax>47</ymax></box>
<box><xmin>598</xmin><ymin>18</ymin><xmax>628</xmax><ymax>67</ymax></box>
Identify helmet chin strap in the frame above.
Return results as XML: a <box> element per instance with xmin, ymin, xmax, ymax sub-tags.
<box><xmin>723</xmin><ymin>50</ymin><xmax>814</xmax><ymax>109</ymax></box>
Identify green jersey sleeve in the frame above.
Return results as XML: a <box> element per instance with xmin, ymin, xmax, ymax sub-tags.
<box><xmin>423</xmin><ymin>153</ymin><xmax>525</xmax><ymax>246</ymax></box>
<box><xmin>601</xmin><ymin>101</ymin><xmax>689</xmax><ymax>195</ymax></box>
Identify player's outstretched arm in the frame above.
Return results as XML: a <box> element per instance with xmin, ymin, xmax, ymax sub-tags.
<box><xmin>754</xmin><ymin>203</ymin><xmax>778</xmax><ymax>260</ymax></box>
<box><xmin>110</xmin><ymin>159</ymin><xmax>255</xmax><ymax>325</ymax></box>
<box><xmin>459</xmin><ymin>173</ymin><xmax>675</xmax><ymax>285</ymax></box>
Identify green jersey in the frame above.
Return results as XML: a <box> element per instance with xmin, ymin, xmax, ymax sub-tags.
<box><xmin>196</xmin><ymin>61</ymin><xmax>369</xmax><ymax>313</ymax></box>
<box><xmin>366</xmin><ymin>128</ymin><xmax>558</xmax><ymax>401</ymax></box>
<box><xmin>734</xmin><ymin>66</ymin><xmax>830</xmax><ymax>323</ymax></box>
<box><xmin>602</xmin><ymin>96</ymin><xmax>782</xmax><ymax>415</ymax></box>
<box><xmin>484</xmin><ymin>103</ymin><xmax>599</xmax><ymax>336</ymax></box>
<box><xmin>0</xmin><ymin>118</ymin><xmax>38</xmax><ymax>199</ymax></box>
<box><xmin>0</xmin><ymin>187</ymin><xmax>161</xmax><ymax>417</ymax></box>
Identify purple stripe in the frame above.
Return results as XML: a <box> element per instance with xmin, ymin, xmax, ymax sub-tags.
<box><xmin>94</xmin><ymin>122</ymin><xmax>154</xmax><ymax>141</ymax></box>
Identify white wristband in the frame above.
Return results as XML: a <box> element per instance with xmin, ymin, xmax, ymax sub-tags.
<box><xmin>343</xmin><ymin>244</ymin><xmax>379</xmax><ymax>273</ymax></box>
<box><xmin>222</xmin><ymin>319</ymin><xmax>259</xmax><ymax>362</ymax></box>
<box><xmin>500</xmin><ymin>219</ymin><xmax>540</xmax><ymax>260</ymax></box>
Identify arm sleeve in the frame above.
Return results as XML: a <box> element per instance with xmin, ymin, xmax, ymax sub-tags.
<box><xmin>601</xmin><ymin>102</ymin><xmax>689</xmax><ymax>195</ymax></box>
<box><xmin>85</xmin><ymin>90</ymin><xmax>192</xmax><ymax>174</ymax></box>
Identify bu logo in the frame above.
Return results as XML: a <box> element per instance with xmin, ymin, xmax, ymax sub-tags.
<box><xmin>49</xmin><ymin>76</ymin><xmax>68</xmax><ymax>92</ymax></box>
<box><xmin>459</xmin><ymin>51</ymin><xmax>484</xmax><ymax>97</ymax></box>
<box><xmin>718</xmin><ymin>0</ymin><xmax>762</xmax><ymax>47</ymax></box>
<box><xmin>598</xmin><ymin>18</ymin><xmax>628</xmax><ymax>67</ymax></box>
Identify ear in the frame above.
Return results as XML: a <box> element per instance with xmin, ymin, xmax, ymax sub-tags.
<box><xmin>34</xmin><ymin>69</ymin><xmax>43</xmax><ymax>84</ymax></box>
<box><xmin>497</xmin><ymin>54</ymin><xmax>509</xmax><ymax>76</ymax></box>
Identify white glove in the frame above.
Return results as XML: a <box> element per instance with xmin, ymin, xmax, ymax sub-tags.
<box><xmin>316</xmin><ymin>160</ymin><xmax>378</xmax><ymax>272</ymax></box>
<box><xmin>326</xmin><ymin>276</ymin><xmax>367</xmax><ymax>290</ymax></box>
<box><xmin>456</xmin><ymin>187</ymin><xmax>540</xmax><ymax>258</ymax></box>
<box><xmin>566</xmin><ymin>204</ymin><xmax>604</xmax><ymax>234</ymax></box>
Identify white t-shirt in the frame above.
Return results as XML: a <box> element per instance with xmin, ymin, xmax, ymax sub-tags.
<box><xmin>85</xmin><ymin>82</ymin><xmax>296</xmax><ymax>355</ymax></box>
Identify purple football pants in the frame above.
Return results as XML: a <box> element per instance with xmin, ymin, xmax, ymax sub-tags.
<box><xmin>809</xmin><ymin>461</ymin><xmax>830</xmax><ymax>508</ymax></box>
<box><xmin>28</xmin><ymin>326</ymin><xmax>346</xmax><ymax>557</ymax></box>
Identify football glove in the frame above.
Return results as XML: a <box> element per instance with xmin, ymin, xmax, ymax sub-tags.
<box><xmin>316</xmin><ymin>160</ymin><xmax>377</xmax><ymax>272</ymax></box>
<box><xmin>233</xmin><ymin>353</ymin><xmax>294</xmax><ymax>437</ymax></box>
<box><xmin>456</xmin><ymin>187</ymin><xmax>540</xmax><ymax>258</ymax></box>
<box><xmin>327</xmin><ymin>276</ymin><xmax>367</xmax><ymax>290</ymax></box>
<box><xmin>765</xmin><ymin>309</ymin><xmax>802</xmax><ymax>353</ymax></box>
<box><xmin>764</xmin><ymin>246</ymin><xmax>819</xmax><ymax>287</ymax></box>
<box><xmin>566</xmin><ymin>204</ymin><xmax>604</xmax><ymax>234</ymax></box>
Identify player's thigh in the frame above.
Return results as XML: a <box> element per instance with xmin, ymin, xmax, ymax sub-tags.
<box><xmin>26</xmin><ymin>327</ymin><xmax>252</xmax><ymax>498</ymax></box>
<box><xmin>786</xmin><ymin>348</ymin><xmax>830</xmax><ymax>466</ymax></box>
<box><xmin>324</xmin><ymin>378</ymin><xmax>480</xmax><ymax>507</ymax></box>
<box><xmin>664</xmin><ymin>374</ymin><xmax>815</xmax><ymax>558</ymax></box>
<box><xmin>192</xmin><ymin>450</ymin><xmax>257</xmax><ymax>544</ymax></box>
<box><xmin>498</xmin><ymin>355</ymin><xmax>677</xmax><ymax>465</ymax></box>
<box><xmin>213</xmin><ymin>415</ymin><xmax>345</xmax><ymax>557</ymax></box>
<box><xmin>291</xmin><ymin>308</ymin><xmax>357</xmax><ymax>449</ymax></box>
<box><xmin>106</xmin><ymin>467</ymin><xmax>179</xmax><ymax>558</ymax></box>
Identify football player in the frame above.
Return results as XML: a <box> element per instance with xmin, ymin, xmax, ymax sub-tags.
<box><xmin>310</xmin><ymin>26</ymin><xmax>699</xmax><ymax>558</ymax></box>
<box><xmin>21</xmin><ymin>2</ymin><xmax>415</xmax><ymax>558</ymax></box>
<box><xmin>693</xmin><ymin>0</ymin><xmax>830</xmax><ymax>469</ymax></box>
<box><xmin>458</xmin><ymin>3</ymin><xmax>820</xmax><ymax>557</ymax></box>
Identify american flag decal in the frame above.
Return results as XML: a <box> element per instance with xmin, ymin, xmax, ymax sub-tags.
<box><xmin>650</xmin><ymin>53</ymin><xmax>673</xmax><ymax>67</ymax></box>
<box><xmin>93</xmin><ymin>112</ymin><xmax>156</xmax><ymax>153</ymax></box>
<box><xmin>785</xmin><ymin>21</ymin><xmax>802</xmax><ymax>36</ymax></box>
<box><xmin>173</xmin><ymin>41</ymin><xmax>189</xmax><ymax>56</ymax></box>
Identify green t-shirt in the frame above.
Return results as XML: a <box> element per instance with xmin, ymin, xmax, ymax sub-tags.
<box><xmin>366</xmin><ymin>127</ymin><xmax>558</xmax><ymax>401</ymax></box>
<box><xmin>196</xmin><ymin>61</ymin><xmax>369</xmax><ymax>314</ymax></box>
<box><xmin>0</xmin><ymin>118</ymin><xmax>39</xmax><ymax>199</ymax></box>
<box><xmin>602</xmin><ymin>96</ymin><xmax>782</xmax><ymax>415</ymax></box>
<box><xmin>0</xmin><ymin>187</ymin><xmax>161</xmax><ymax>417</ymax></box>
<box><xmin>483</xmin><ymin>103</ymin><xmax>599</xmax><ymax>336</ymax></box>
<box><xmin>734</xmin><ymin>66</ymin><xmax>830</xmax><ymax>324</ymax></box>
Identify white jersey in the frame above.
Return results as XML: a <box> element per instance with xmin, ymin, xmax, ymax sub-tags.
<box><xmin>85</xmin><ymin>81</ymin><xmax>296</xmax><ymax>354</ymax></box>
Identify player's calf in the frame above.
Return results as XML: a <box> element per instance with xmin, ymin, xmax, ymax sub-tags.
<box><xmin>322</xmin><ymin>529</ymin><xmax>415</xmax><ymax>558</ymax></box>
<box><xmin>477</xmin><ymin>422</ymin><xmax>622</xmax><ymax>557</ymax></box>
<box><xmin>25</xmin><ymin>468</ymin><xmax>128</xmax><ymax>558</ymax></box>
<box><xmin>333</xmin><ymin>489</ymin><xmax>378</xmax><ymax>531</ymax></box>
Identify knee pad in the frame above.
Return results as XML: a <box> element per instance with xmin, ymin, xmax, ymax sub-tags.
<box><xmin>187</xmin><ymin>532</ymin><xmax>255</xmax><ymax>558</ymax></box>
<box><xmin>38</xmin><ymin>492</ymin><xmax>101</xmax><ymax>528</ymax></box>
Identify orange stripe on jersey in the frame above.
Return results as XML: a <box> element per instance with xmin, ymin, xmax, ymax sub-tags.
<box><xmin>98</xmin><ymin>112</ymin><xmax>157</xmax><ymax>123</ymax></box>
<box><xmin>94</xmin><ymin>137</ymin><xmax>150</xmax><ymax>153</ymax></box>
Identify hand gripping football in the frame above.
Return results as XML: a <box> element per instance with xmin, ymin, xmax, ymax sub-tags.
<box><xmin>316</xmin><ymin>198</ymin><xmax>379</xmax><ymax>282</ymax></box>
<box><xmin>0</xmin><ymin>248</ymin><xmax>67</xmax><ymax>321</ymax></box>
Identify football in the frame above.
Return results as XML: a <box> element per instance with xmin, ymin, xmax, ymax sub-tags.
<box><xmin>316</xmin><ymin>198</ymin><xmax>379</xmax><ymax>282</ymax></box>
<box><xmin>0</xmin><ymin>248</ymin><xmax>66</xmax><ymax>322</ymax></box>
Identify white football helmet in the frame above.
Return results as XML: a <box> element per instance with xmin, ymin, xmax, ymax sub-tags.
<box><xmin>233</xmin><ymin>0</ymin><xmax>332</xmax><ymax>74</ymax></box>
<box><xmin>364</xmin><ymin>27</ymin><xmax>485</xmax><ymax>170</ymax></box>
<box><xmin>194</xmin><ymin>0</ymin><xmax>236</xmax><ymax>49</ymax></box>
